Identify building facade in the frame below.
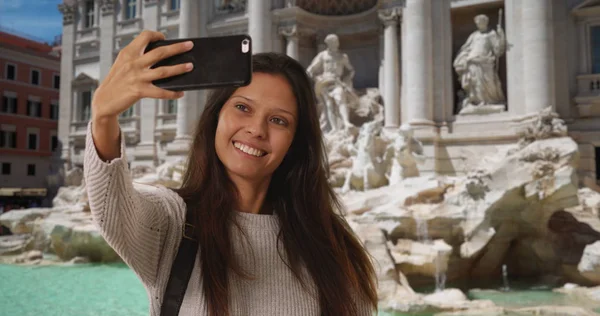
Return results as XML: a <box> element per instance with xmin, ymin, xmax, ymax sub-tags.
<box><xmin>57</xmin><ymin>0</ymin><xmax>600</xmax><ymax>188</ymax></box>
<box><xmin>0</xmin><ymin>30</ymin><xmax>61</xmax><ymax>207</ymax></box>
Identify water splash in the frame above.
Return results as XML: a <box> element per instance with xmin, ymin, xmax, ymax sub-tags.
<box><xmin>501</xmin><ymin>264</ymin><xmax>510</xmax><ymax>291</ymax></box>
<box><xmin>415</xmin><ymin>216</ymin><xmax>446</xmax><ymax>292</ymax></box>
<box><xmin>416</xmin><ymin>216</ymin><xmax>429</xmax><ymax>242</ymax></box>
<box><xmin>435</xmin><ymin>250</ymin><xmax>447</xmax><ymax>292</ymax></box>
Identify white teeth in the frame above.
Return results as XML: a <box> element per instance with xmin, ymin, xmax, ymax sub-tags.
<box><xmin>234</xmin><ymin>142</ymin><xmax>265</xmax><ymax>157</ymax></box>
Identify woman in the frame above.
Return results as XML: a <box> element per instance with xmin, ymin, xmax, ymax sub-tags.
<box><xmin>84</xmin><ymin>30</ymin><xmax>377</xmax><ymax>316</ymax></box>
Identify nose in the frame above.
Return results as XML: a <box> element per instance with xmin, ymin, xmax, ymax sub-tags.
<box><xmin>246</xmin><ymin>116</ymin><xmax>267</xmax><ymax>139</ymax></box>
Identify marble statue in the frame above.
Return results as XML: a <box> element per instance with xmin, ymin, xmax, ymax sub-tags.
<box><xmin>384</xmin><ymin>124</ymin><xmax>426</xmax><ymax>184</ymax></box>
<box><xmin>340</xmin><ymin>121</ymin><xmax>388</xmax><ymax>193</ymax></box>
<box><xmin>307</xmin><ymin>34</ymin><xmax>356</xmax><ymax>132</ymax></box>
<box><xmin>453</xmin><ymin>12</ymin><xmax>506</xmax><ymax>115</ymax></box>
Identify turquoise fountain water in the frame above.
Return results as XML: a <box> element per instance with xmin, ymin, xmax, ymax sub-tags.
<box><xmin>0</xmin><ymin>263</ymin><xmax>148</xmax><ymax>316</ymax></box>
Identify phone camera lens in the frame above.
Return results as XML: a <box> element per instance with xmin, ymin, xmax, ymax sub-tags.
<box><xmin>242</xmin><ymin>39</ymin><xmax>249</xmax><ymax>45</ymax></box>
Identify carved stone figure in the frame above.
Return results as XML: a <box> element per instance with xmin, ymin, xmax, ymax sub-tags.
<box><xmin>384</xmin><ymin>124</ymin><xmax>426</xmax><ymax>184</ymax></box>
<box><xmin>453</xmin><ymin>12</ymin><xmax>506</xmax><ymax>115</ymax></box>
<box><xmin>307</xmin><ymin>34</ymin><xmax>356</xmax><ymax>132</ymax></box>
<box><xmin>516</xmin><ymin>107</ymin><xmax>568</xmax><ymax>149</ymax></box>
<box><xmin>341</xmin><ymin>121</ymin><xmax>388</xmax><ymax>193</ymax></box>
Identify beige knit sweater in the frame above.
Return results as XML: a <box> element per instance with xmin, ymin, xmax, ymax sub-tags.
<box><xmin>83</xmin><ymin>121</ymin><xmax>374</xmax><ymax>316</ymax></box>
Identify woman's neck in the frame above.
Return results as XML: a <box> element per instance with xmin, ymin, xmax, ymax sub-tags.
<box><xmin>231</xmin><ymin>175</ymin><xmax>272</xmax><ymax>214</ymax></box>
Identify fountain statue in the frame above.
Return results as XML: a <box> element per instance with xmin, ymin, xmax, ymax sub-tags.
<box><xmin>307</xmin><ymin>33</ymin><xmax>356</xmax><ymax>132</ymax></box>
<box><xmin>453</xmin><ymin>11</ymin><xmax>506</xmax><ymax>115</ymax></box>
<box><xmin>384</xmin><ymin>124</ymin><xmax>426</xmax><ymax>185</ymax></box>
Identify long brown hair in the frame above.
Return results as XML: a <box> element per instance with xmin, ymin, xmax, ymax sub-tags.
<box><xmin>175</xmin><ymin>52</ymin><xmax>377</xmax><ymax>316</ymax></box>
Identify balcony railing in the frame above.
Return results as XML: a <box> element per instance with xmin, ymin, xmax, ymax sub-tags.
<box><xmin>76</xmin><ymin>27</ymin><xmax>100</xmax><ymax>43</ymax></box>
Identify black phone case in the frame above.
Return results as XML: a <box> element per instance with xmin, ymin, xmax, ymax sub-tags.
<box><xmin>144</xmin><ymin>34</ymin><xmax>252</xmax><ymax>91</ymax></box>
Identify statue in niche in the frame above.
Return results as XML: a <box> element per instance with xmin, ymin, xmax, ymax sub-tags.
<box><xmin>307</xmin><ymin>34</ymin><xmax>356</xmax><ymax>133</ymax></box>
<box><xmin>453</xmin><ymin>11</ymin><xmax>506</xmax><ymax>115</ymax></box>
<box><xmin>384</xmin><ymin>124</ymin><xmax>426</xmax><ymax>185</ymax></box>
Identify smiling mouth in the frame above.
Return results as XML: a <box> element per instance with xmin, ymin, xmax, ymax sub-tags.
<box><xmin>233</xmin><ymin>141</ymin><xmax>267</xmax><ymax>157</ymax></box>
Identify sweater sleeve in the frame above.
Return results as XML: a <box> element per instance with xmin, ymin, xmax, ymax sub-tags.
<box><xmin>83</xmin><ymin>120</ymin><xmax>184</xmax><ymax>286</ymax></box>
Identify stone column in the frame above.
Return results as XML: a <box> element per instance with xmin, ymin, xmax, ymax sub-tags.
<box><xmin>99</xmin><ymin>0</ymin><xmax>116</xmax><ymax>82</ymax></box>
<box><xmin>432</xmin><ymin>0</ymin><xmax>453</xmax><ymax>123</ymax></box>
<box><xmin>166</xmin><ymin>0</ymin><xmax>205</xmax><ymax>158</ymax></box>
<box><xmin>58</xmin><ymin>3</ymin><xmax>76</xmax><ymax>170</ymax></box>
<box><xmin>403</xmin><ymin>0</ymin><xmax>433</xmax><ymax>126</ymax></box>
<box><xmin>279</xmin><ymin>25</ymin><xmax>299</xmax><ymax>60</ymax></box>
<box><xmin>133</xmin><ymin>0</ymin><xmax>160</xmax><ymax>167</ymax></box>
<box><xmin>379</xmin><ymin>7</ymin><xmax>401</xmax><ymax>127</ymax></box>
<box><xmin>522</xmin><ymin>0</ymin><xmax>553</xmax><ymax>115</ymax></box>
<box><xmin>248</xmin><ymin>0</ymin><xmax>272</xmax><ymax>53</ymax></box>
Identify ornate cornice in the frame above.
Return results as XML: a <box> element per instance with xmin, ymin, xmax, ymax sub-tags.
<box><xmin>58</xmin><ymin>3</ymin><xmax>76</xmax><ymax>25</ymax></box>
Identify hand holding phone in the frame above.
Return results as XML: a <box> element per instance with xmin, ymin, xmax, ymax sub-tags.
<box><xmin>144</xmin><ymin>34</ymin><xmax>253</xmax><ymax>91</ymax></box>
<box><xmin>91</xmin><ymin>30</ymin><xmax>193</xmax><ymax>120</ymax></box>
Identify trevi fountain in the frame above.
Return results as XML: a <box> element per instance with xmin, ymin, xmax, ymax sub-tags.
<box><xmin>4</xmin><ymin>2</ymin><xmax>600</xmax><ymax>315</ymax></box>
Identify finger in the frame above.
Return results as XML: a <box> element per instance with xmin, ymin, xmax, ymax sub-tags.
<box><xmin>142</xmin><ymin>84</ymin><xmax>185</xmax><ymax>100</ymax></box>
<box><xmin>129</xmin><ymin>30</ymin><xmax>166</xmax><ymax>56</ymax></box>
<box><xmin>143</xmin><ymin>63</ymin><xmax>194</xmax><ymax>81</ymax></box>
<box><xmin>138</xmin><ymin>40</ymin><xmax>193</xmax><ymax>68</ymax></box>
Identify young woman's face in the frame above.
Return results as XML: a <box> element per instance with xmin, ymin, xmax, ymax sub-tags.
<box><xmin>215</xmin><ymin>72</ymin><xmax>298</xmax><ymax>183</ymax></box>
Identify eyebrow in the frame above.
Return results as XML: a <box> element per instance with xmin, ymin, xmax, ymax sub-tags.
<box><xmin>231</xmin><ymin>95</ymin><xmax>297</xmax><ymax>118</ymax></box>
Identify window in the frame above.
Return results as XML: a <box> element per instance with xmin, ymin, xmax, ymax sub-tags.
<box><xmin>27</xmin><ymin>164</ymin><xmax>36</xmax><ymax>176</ymax></box>
<box><xmin>1</xmin><ymin>163</ymin><xmax>10</xmax><ymax>175</ymax></box>
<box><xmin>167</xmin><ymin>99</ymin><xmax>177</xmax><ymax>114</ymax></box>
<box><xmin>27</xmin><ymin>100</ymin><xmax>42</xmax><ymax>117</ymax></box>
<box><xmin>1</xmin><ymin>96</ymin><xmax>17</xmax><ymax>113</ymax></box>
<box><xmin>591</xmin><ymin>26</ymin><xmax>600</xmax><ymax>73</ymax></box>
<box><xmin>596</xmin><ymin>147</ymin><xmax>600</xmax><ymax>181</ymax></box>
<box><xmin>27</xmin><ymin>132</ymin><xmax>38</xmax><ymax>150</ymax></box>
<box><xmin>81</xmin><ymin>91</ymin><xmax>92</xmax><ymax>121</ymax></box>
<box><xmin>125</xmin><ymin>0</ymin><xmax>137</xmax><ymax>19</ymax></box>
<box><xmin>53</xmin><ymin>74</ymin><xmax>60</xmax><ymax>89</ymax></box>
<box><xmin>84</xmin><ymin>0</ymin><xmax>95</xmax><ymax>28</ymax></box>
<box><xmin>51</xmin><ymin>135</ymin><xmax>58</xmax><ymax>152</ymax></box>
<box><xmin>31</xmin><ymin>69</ymin><xmax>40</xmax><ymax>85</ymax></box>
<box><xmin>5</xmin><ymin>63</ymin><xmax>15</xmax><ymax>80</ymax></box>
<box><xmin>50</xmin><ymin>103</ymin><xmax>59</xmax><ymax>120</ymax></box>
<box><xmin>0</xmin><ymin>128</ymin><xmax>17</xmax><ymax>149</ymax></box>
<box><xmin>170</xmin><ymin>0</ymin><xmax>180</xmax><ymax>10</ymax></box>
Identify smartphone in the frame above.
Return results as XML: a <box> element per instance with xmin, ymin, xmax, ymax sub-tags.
<box><xmin>144</xmin><ymin>34</ymin><xmax>252</xmax><ymax>91</ymax></box>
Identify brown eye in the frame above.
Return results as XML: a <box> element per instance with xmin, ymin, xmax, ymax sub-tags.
<box><xmin>271</xmin><ymin>117</ymin><xmax>288</xmax><ymax>126</ymax></box>
<box><xmin>235</xmin><ymin>104</ymin><xmax>249</xmax><ymax>112</ymax></box>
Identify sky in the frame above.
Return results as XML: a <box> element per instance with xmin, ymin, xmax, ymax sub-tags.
<box><xmin>0</xmin><ymin>0</ymin><xmax>63</xmax><ymax>44</ymax></box>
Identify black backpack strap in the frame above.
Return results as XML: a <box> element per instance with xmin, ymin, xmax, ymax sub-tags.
<box><xmin>160</xmin><ymin>204</ymin><xmax>198</xmax><ymax>316</ymax></box>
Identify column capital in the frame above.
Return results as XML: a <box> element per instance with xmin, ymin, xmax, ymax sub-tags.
<box><xmin>58</xmin><ymin>3</ymin><xmax>76</xmax><ymax>25</ymax></box>
<box><xmin>100</xmin><ymin>0</ymin><xmax>116</xmax><ymax>16</ymax></box>
<box><xmin>279</xmin><ymin>24</ymin><xmax>311</xmax><ymax>38</ymax></box>
<box><xmin>378</xmin><ymin>7</ymin><xmax>401</xmax><ymax>26</ymax></box>
<box><xmin>278</xmin><ymin>25</ymin><xmax>297</xmax><ymax>38</ymax></box>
